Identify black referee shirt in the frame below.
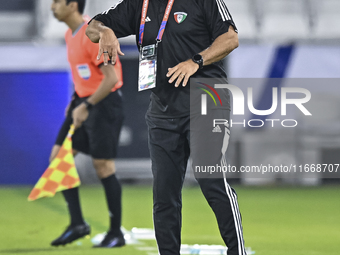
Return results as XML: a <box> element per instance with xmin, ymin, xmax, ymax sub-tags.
<box><xmin>92</xmin><ymin>0</ymin><xmax>237</xmax><ymax>118</ymax></box>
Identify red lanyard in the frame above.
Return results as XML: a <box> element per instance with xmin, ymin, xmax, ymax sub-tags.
<box><xmin>138</xmin><ymin>0</ymin><xmax>175</xmax><ymax>45</ymax></box>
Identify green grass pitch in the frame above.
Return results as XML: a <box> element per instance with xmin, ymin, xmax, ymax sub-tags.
<box><xmin>0</xmin><ymin>185</ymin><xmax>339</xmax><ymax>255</ymax></box>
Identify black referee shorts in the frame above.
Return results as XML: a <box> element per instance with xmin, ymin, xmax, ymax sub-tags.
<box><xmin>55</xmin><ymin>91</ymin><xmax>123</xmax><ymax>159</ymax></box>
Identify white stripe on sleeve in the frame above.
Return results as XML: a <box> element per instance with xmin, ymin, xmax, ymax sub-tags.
<box><xmin>102</xmin><ymin>0</ymin><xmax>124</xmax><ymax>15</ymax></box>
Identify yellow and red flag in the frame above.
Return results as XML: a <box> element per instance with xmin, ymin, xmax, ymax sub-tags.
<box><xmin>28</xmin><ymin>125</ymin><xmax>80</xmax><ymax>201</ymax></box>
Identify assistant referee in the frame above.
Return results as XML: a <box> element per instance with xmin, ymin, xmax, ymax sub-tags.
<box><xmin>49</xmin><ymin>0</ymin><xmax>125</xmax><ymax>248</ymax></box>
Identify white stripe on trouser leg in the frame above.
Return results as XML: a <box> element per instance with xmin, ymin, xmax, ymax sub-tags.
<box><xmin>222</xmin><ymin>161</ymin><xmax>246</xmax><ymax>255</ymax></box>
<box><xmin>221</xmin><ymin>127</ymin><xmax>246</xmax><ymax>255</ymax></box>
<box><xmin>225</xmin><ymin>180</ymin><xmax>246</xmax><ymax>255</ymax></box>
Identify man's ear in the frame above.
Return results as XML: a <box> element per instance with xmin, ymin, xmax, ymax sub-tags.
<box><xmin>68</xmin><ymin>1</ymin><xmax>78</xmax><ymax>12</ymax></box>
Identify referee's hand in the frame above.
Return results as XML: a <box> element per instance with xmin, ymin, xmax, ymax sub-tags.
<box><xmin>72</xmin><ymin>103</ymin><xmax>89</xmax><ymax>129</ymax></box>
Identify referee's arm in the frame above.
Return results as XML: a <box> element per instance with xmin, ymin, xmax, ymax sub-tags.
<box><xmin>72</xmin><ymin>65</ymin><xmax>118</xmax><ymax>129</ymax></box>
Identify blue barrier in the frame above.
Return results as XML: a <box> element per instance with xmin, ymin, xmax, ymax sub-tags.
<box><xmin>0</xmin><ymin>72</ymin><xmax>71</xmax><ymax>184</ymax></box>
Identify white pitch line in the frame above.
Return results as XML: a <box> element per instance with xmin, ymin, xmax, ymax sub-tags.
<box><xmin>137</xmin><ymin>247</ymin><xmax>158</xmax><ymax>251</ymax></box>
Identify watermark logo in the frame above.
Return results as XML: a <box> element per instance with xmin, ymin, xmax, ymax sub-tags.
<box><xmin>201</xmin><ymin>84</ymin><xmax>312</xmax><ymax>116</ymax></box>
<box><xmin>217</xmin><ymin>84</ymin><xmax>312</xmax><ymax>116</ymax></box>
<box><xmin>197</xmin><ymin>82</ymin><xmax>223</xmax><ymax>115</ymax></box>
<box><xmin>196</xmin><ymin>81</ymin><xmax>312</xmax><ymax>128</ymax></box>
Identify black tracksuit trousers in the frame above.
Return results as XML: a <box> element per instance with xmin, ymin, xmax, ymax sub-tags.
<box><xmin>146</xmin><ymin>111</ymin><xmax>247</xmax><ymax>255</ymax></box>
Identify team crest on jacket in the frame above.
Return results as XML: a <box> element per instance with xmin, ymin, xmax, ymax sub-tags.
<box><xmin>174</xmin><ymin>12</ymin><xmax>187</xmax><ymax>24</ymax></box>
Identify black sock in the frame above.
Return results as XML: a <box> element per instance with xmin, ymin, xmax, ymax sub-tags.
<box><xmin>101</xmin><ymin>174</ymin><xmax>122</xmax><ymax>236</ymax></box>
<box><xmin>62</xmin><ymin>187</ymin><xmax>85</xmax><ymax>227</ymax></box>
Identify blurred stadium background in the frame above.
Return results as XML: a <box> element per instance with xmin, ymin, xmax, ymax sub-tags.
<box><xmin>0</xmin><ymin>0</ymin><xmax>339</xmax><ymax>255</ymax></box>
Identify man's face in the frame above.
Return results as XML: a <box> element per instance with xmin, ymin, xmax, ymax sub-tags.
<box><xmin>51</xmin><ymin>0</ymin><xmax>73</xmax><ymax>22</ymax></box>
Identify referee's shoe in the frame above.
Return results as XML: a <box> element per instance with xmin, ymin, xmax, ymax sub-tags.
<box><xmin>51</xmin><ymin>222</ymin><xmax>90</xmax><ymax>246</ymax></box>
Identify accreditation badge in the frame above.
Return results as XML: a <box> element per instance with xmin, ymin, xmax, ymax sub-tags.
<box><xmin>138</xmin><ymin>44</ymin><xmax>157</xmax><ymax>91</ymax></box>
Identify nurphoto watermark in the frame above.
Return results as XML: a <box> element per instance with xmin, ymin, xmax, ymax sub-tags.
<box><xmin>190</xmin><ymin>78</ymin><xmax>340</xmax><ymax>180</ymax></box>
